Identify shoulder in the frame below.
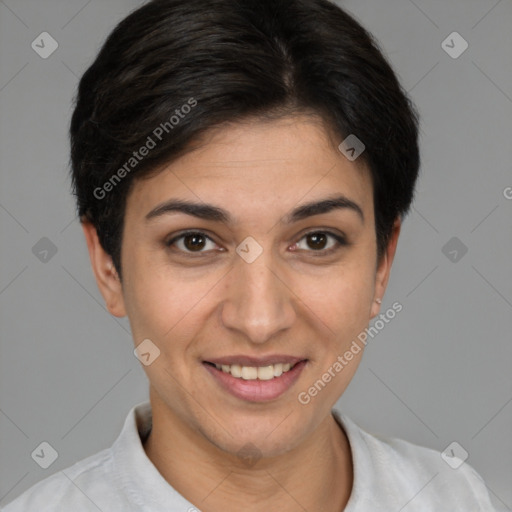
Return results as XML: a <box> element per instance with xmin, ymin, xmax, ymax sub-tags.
<box><xmin>366</xmin><ymin>431</ymin><xmax>492</xmax><ymax>502</ymax></box>
<box><xmin>1</xmin><ymin>448</ymin><xmax>125</xmax><ymax>512</ymax></box>
<box><xmin>2</xmin><ymin>402</ymin><xmax>150</xmax><ymax>512</ymax></box>
<box><xmin>335</xmin><ymin>412</ymin><xmax>496</xmax><ymax>511</ymax></box>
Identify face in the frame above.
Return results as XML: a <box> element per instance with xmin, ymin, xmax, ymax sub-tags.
<box><xmin>85</xmin><ymin>115</ymin><xmax>399</xmax><ymax>458</ymax></box>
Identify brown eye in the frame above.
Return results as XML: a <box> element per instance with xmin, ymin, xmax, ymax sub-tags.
<box><xmin>166</xmin><ymin>231</ymin><xmax>218</xmax><ymax>253</ymax></box>
<box><xmin>183</xmin><ymin>233</ymin><xmax>207</xmax><ymax>251</ymax></box>
<box><xmin>306</xmin><ymin>232</ymin><xmax>329</xmax><ymax>250</ymax></box>
<box><xmin>292</xmin><ymin>231</ymin><xmax>347</xmax><ymax>255</ymax></box>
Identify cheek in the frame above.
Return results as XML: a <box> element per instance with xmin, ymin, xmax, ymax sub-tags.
<box><xmin>292</xmin><ymin>269</ymin><xmax>374</xmax><ymax>410</ymax></box>
<box><xmin>294</xmin><ymin>259</ymin><xmax>376</xmax><ymax>339</ymax></box>
<box><xmin>122</xmin><ymin>258</ymin><xmax>222</xmax><ymax>348</ymax></box>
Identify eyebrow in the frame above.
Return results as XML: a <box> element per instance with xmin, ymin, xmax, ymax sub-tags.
<box><xmin>145</xmin><ymin>194</ymin><xmax>364</xmax><ymax>224</ymax></box>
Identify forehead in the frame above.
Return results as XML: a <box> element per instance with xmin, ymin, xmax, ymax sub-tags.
<box><xmin>126</xmin><ymin>116</ymin><xmax>373</xmax><ymax>220</ymax></box>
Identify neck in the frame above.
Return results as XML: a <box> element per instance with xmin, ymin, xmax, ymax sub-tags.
<box><xmin>143</xmin><ymin>390</ymin><xmax>353</xmax><ymax>512</ymax></box>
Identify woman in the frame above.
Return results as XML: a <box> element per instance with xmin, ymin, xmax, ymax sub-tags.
<box><xmin>3</xmin><ymin>0</ymin><xmax>495</xmax><ymax>510</ymax></box>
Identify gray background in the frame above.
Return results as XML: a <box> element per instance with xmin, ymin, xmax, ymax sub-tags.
<box><xmin>0</xmin><ymin>0</ymin><xmax>511</xmax><ymax>509</ymax></box>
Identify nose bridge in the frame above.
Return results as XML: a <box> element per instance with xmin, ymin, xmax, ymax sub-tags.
<box><xmin>221</xmin><ymin>242</ymin><xmax>295</xmax><ymax>343</ymax></box>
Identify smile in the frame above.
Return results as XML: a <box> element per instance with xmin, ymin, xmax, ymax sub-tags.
<box><xmin>208</xmin><ymin>362</ymin><xmax>295</xmax><ymax>380</ymax></box>
<box><xmin>203</xmin><ymin>357</ymin><xmax>308</xmax><ymax>402</ymax></box>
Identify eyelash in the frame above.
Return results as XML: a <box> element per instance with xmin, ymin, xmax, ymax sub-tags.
<box><xmin>165</xmin><ymin>230</ymin><xmax>347</xmax><ymax>257</ymax></box>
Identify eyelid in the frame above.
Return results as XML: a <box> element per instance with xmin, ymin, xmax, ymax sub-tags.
<box><xmin>295</xmin><ymin>227</ymin><xmax>347</xmax><ymax>243</ymax></box>
<box><xmin>292</xmin><ymin>229</ymin><xmax>347</xmax><ymax>256</ymax></box>
<box><xmin>165</xmin><ymin>228</ymin><xmax>347</xmax><ymax>255</ymax></box>
<box><xmin>165</xmin><ymin>230</ymin><xmax>219</xmax><ymax>253</ymax></box>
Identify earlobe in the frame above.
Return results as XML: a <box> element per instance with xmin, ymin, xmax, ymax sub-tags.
<box><xmin>370</xmin><ymin>218</ymin><xmax>401</xmax><ymax>318</ymax></box>
<box><xmin>81</xmin><ymin>221</ymin><xmax>126</xmax><ymax>318</ymax></box>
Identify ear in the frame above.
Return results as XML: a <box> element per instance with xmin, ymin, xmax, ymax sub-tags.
<box><xmin>81</xmin><ymin>221</ymin><xmax>126</xmax><ymax>318</ymax></box>
<box><xmin>370</xmin><ymin>218</ymin><xmax>401</xmax><ymax>319</ymax></box>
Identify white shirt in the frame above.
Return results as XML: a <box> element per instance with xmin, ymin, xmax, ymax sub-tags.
<box><xmin>2</xmin><ymin>401</ymin><xmax>495</xmax><ymax>511</ymax></box>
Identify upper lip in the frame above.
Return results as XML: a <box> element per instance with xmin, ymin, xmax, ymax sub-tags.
<box><xmin>204</xmin><ymin>355</ymin><xmax>306</xmax><ymax>367</ymax></box>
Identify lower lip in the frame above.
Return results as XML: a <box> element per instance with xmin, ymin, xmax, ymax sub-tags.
<box><xmin>203</xmin><ymin>361</ymin><xmax>307</xmax><ymax>403</ymax></box>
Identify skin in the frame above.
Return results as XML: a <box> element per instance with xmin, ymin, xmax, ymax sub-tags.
<box><xmin>83</xmin><ymin>115</ymin><xmax>400</xmax><ymax>512</ymax></box>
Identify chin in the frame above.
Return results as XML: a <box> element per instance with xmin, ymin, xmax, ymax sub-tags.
<box><xmin>200</xmin><ymin>411</ymin><xmax>310</xmax><ymax>459</ymax></box>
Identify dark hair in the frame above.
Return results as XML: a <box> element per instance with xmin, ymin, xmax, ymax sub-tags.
<box><xmin>70</xmin><ymin>0</ymin><xmax>420</xmax><ymax>275</ymax></box>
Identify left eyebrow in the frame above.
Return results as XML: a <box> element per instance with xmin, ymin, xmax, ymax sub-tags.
<box><xmin>145</xmin><ymin>194</ymin><xmax>364</xmax><ymax>224</ymax></box>
<box><xmin>284</xmin><ymin>195</ymin><xmax>364</xmax><ymax>224</ymax></box>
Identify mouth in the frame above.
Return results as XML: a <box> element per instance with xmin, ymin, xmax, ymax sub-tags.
<box><xmin>202</xmin><ymin>356</ymin><xmax>308</xmax><ymax>402</ymax></box>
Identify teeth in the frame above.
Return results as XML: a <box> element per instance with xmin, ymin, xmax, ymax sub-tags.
<box><xmin>212</xmin><ymin>362</ymin><xmax>297</xmax><ymax>380</ymax></box>
<box><xmin>241</xmin><ymin>366</ymin><xmax>258</xmax><ymax>379</ymax></box>
<box><xmin>257</xmin><ymin>365</ymin><xmax>274</xmax><ymax>381</ymax></box>
<box><xmin>230</xmin><ymin>364</ymin><xmax>242</xmax><ymax>378</ymax></box>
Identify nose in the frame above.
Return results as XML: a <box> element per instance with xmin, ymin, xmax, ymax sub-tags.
<box><xmin>220</xmin><ymin>247</ymin><xmax>296</xmax><ymax>344</ymax></box>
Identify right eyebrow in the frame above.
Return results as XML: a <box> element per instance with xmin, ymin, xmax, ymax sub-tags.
<box><xmin>145</xmin><ymin>199</ymin><xmax>232</xmax><ymax>223</ymax></box>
